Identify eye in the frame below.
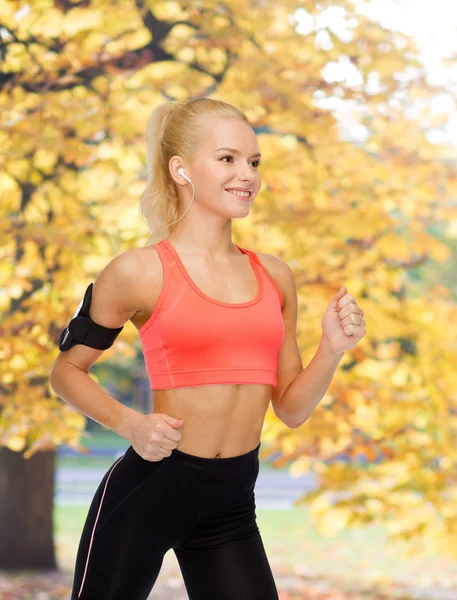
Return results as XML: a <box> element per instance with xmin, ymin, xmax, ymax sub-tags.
<box><xmin>221</xmin><ymin>155</ymin><xmax>262</xmax><ymax>168</ymax></box>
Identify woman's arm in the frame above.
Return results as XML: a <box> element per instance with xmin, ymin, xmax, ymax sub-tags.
<box><xmin>50</xmin><ymin>251</ymin><xmax>145</xmax><ymax>440</ymax></box>
<box><xmin>268</xmin><ymin>257</ymin><xmax>344</xmax><ymax>429</ymax></box>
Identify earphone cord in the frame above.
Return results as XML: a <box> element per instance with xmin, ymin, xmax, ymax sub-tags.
<box><xmin>166</xmin><ymin>180</ymin><xmax>234</xmax><ymax>228</ymax></box>
<box><xmin>166</xmin><ymin>178</ymin><xmax>195</xmax><ymax>228</ymax></box>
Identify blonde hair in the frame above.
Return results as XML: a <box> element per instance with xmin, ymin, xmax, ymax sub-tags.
<box><xmin>139</xmin><ymin>98</ymin><xmax>250</xmax><ymax>246</ymax></box>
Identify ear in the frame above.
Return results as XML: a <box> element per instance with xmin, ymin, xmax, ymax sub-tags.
<box><xmin>169</xmin><ymin>155</ymin><xmax>187</xmax><ymax>186</ymax></box>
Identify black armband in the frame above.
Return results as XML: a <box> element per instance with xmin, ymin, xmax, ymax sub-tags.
<box><xmin>59</xmin><ymin>283</ymin><xmax>123</xmax><ymax>351</ymax></box>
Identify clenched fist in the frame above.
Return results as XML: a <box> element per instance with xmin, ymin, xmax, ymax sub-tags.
<box><xmin>126</xmin><ymin>412</ymin><xmax>185</xmax><ymax>462</ymax></box>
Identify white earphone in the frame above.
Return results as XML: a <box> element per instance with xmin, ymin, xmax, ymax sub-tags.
<box><xmin>166</xmin><ymin>167</ymin><xmax>194</xmax><ymax>228</ymax></box>
<box><xmin>177</xmin><ymin>167</ymin><xmax>192</xmax><ymax>183</ymax></box>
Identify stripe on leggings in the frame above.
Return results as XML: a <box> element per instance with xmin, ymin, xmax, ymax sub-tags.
<box><xmin>78</xmin><ymin>453</ymin><xmax>126</xmax><ymax>598</ymax></box>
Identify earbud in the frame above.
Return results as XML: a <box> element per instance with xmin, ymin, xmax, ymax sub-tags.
<box><xmin>178</xmin><ymin>167</ymin><xmax>192</xmax><ymax>183</ymax></box>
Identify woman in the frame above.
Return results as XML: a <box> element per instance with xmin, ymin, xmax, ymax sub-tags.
<box><xmin>50</xmin><ymin>98</ymin><xmax>365</xmax><ymax>599</ymax></box>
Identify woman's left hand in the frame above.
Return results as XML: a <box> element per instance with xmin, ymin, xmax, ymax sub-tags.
<box><xmin>320</xmin><ymin>286</ymin><xmax>366</xmax><ymax>355</ymax></box>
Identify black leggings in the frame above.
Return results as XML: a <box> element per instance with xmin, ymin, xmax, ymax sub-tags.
<box><xmin>71</xmin><ymin>441</ymin><xmax>279</xmax><ymax>600</ymax></box>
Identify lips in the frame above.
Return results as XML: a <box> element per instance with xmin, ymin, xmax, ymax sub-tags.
<box><xmin>225</xmin><ymin>189</ymin><xmax>252</xmax><ymax>199</ymax></box>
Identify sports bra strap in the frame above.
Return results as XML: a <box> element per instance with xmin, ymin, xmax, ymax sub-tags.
<box><xmin>239</xmin><ymin>246</ymin><xmax>284</xmax><ymax>308</ymax></box>
<box><xmin>238</xmin><ymin>245</ymin><xmax>260</xmax><ymax>264</ymax></box>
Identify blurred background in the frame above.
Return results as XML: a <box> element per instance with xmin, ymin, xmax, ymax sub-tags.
<box><xmin>1</xmin><ymin>0</ymin><xmax>457</xmax><ymax>598</ymax></box>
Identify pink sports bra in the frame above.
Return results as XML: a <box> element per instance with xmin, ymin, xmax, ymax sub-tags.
<box><xmin>138</xmin><ymin>238</ymin><xmax>285</xmax><ymax>390</ymax></box>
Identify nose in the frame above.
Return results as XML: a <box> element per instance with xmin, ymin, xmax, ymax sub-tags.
<box><xmin>237</xmin><ymin>163</ymin><xmax>256</xmax><ymax>183</ymax></box>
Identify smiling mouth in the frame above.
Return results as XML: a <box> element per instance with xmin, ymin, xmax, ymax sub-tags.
<box><xmin>225</xmin><ymin>189</ymin><xmax>252</xmax><ymax>199</ymax></box>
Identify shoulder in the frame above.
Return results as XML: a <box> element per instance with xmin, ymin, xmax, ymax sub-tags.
<box><xmin>251</xmin><ymin>251</ymin><xmax>296</xmax><ymax>308</ymax></box>
<box><xmin>112</xmin><ymin>244</ymin><xmax>164</xmax><ymax>278</ymax></box>
<box><xmin>103</xmin><ymin>247</ymin><xmax>155</xmax><ymax>282</ymax></box>
<box><xmin>97</xmin><ymin>245</ymin><xmax>162</xmax><ymax>306</ymax></box>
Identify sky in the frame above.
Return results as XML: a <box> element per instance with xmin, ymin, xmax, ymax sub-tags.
<box><xmin>295</xmin><ymin>0</ymin><xmax>457</xmax><ymax>148</ymax></box>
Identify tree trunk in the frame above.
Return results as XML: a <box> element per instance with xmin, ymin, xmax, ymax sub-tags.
<box><xmin>0</xmin><ymin>446</ymin><xmax>57</xmax><ymax>570</ymax></box>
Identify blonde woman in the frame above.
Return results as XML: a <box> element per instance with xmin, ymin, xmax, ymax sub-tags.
<box><xmin>51</xmin><ymin>98</ymin><xmax>365</xmax><ymax>599</ymax></box>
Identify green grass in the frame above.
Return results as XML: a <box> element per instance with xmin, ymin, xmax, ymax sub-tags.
<box><xmin>58</xmin><ymin>456</ymin><xmax>118</xmax><ymax>468</ymax></box>
<box><xmin>58</xmin><ymin>429</ymin><xmax>128</xmax><ymax>469</ymax></box>
<box><xmin>256</xmin><ymin>509</ymin><xmax>422</xmax><ymax>582</ymax></box>
<box><xmin>77</xmin><ymin>429</ymin><xmax>130</xmax><ymax>449</ymax></box>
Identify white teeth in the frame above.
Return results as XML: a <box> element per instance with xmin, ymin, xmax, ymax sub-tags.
<box><xmin>227</xmin><ymin>190</ymin><xmax>250</xmax><ymax>197</ymax></box>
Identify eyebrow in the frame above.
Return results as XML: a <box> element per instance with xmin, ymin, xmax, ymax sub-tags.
<box><xmin>215</xmin><ymin>147</ymin><xmax>262</xmax><ymax>159</ymax></box>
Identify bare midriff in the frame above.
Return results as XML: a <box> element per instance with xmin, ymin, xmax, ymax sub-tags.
<box><xmin>151</xmin><ymin>384</ymin><xmax>271</xmax><ymax>458</ymax></box>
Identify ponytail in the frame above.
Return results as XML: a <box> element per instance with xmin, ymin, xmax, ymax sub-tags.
<box><xmin>138</xmin><ymin>103</ymin><xmax>177</xmax><ymax>246</ymax></box>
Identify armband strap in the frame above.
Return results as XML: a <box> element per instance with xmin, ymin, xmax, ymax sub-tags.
<box><xmin>59</xmin><ymin>283</ymin><xmax>124</xmax><ymax>351</ymax></box>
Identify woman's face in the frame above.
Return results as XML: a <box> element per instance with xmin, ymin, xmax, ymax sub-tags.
<box><xmin>186</xmin><ymin>117</ymin><xmax>262</xmax><ymax>219</ymax></box>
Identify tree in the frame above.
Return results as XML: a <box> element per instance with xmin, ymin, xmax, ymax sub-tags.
<box><xmin>1</xmin><ymin>0</ymin><xmax>457</xmax><ymax>570</ymax></box>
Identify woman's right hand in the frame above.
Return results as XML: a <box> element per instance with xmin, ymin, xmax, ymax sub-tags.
<box><xmin>127</xmin><ymin>413</ymin><xmax>185</xmax><ymax>462</ymax></box>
